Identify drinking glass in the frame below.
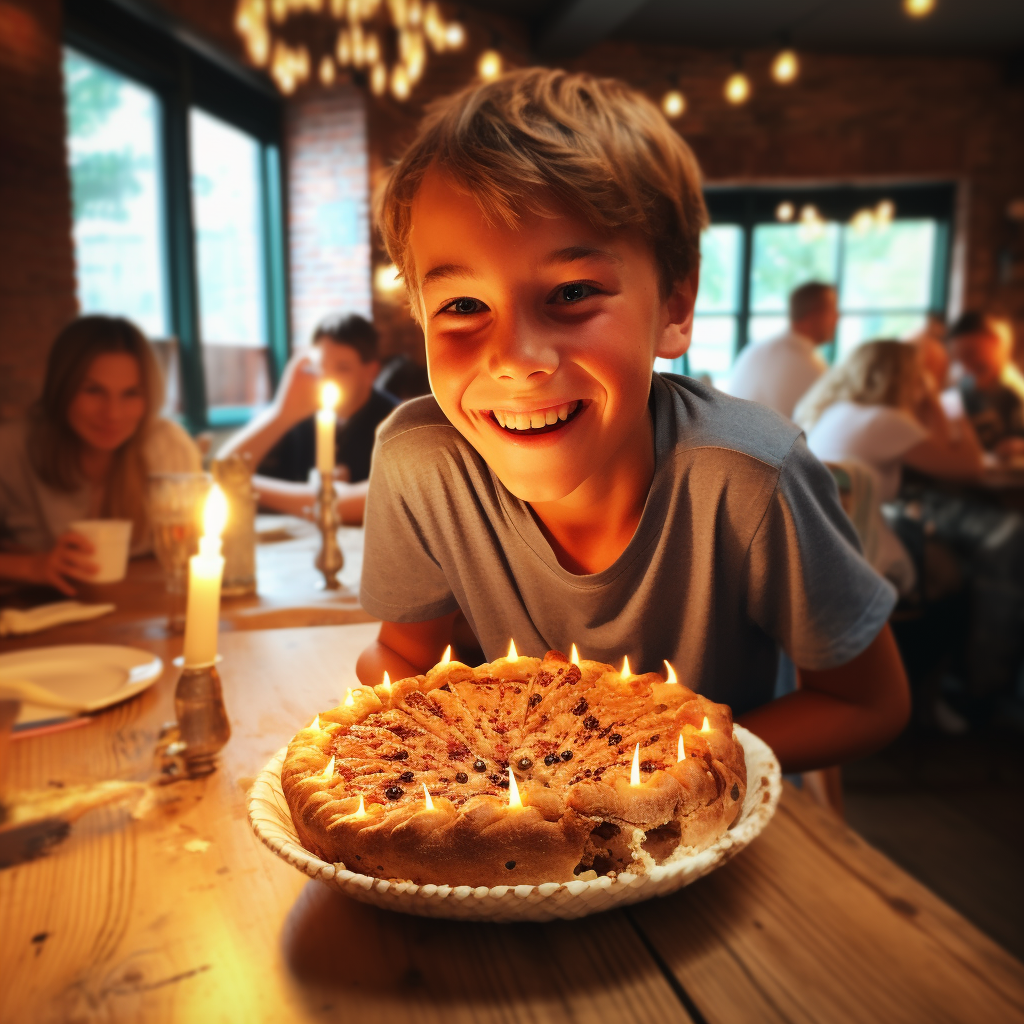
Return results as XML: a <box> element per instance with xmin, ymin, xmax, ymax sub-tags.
<box><xmin>148</xmin><ymin>472</ymin><xmax>211</xmax><ymax>632</ymax></box>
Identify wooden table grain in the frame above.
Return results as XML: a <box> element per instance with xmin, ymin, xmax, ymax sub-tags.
<box><xmin>1</xmin><ymin>623</ymin><xmax>1022</xmax><ymax>1024</ymax></box>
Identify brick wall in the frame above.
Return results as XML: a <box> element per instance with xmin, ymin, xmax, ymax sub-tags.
<box><xmin>285</xmin><ymin>86</ymin><xmax>372</xmax><ymax>350</ymax></box>
<box><xmin>0</xmin><ymin>0</ymin><xmax>77</xmax><ymax>420</ymax></box>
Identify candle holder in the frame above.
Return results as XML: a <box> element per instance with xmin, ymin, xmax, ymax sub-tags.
<box><xmin>166</xmin><ymin>658</ymin><xmax>231</xmax><ymax>777</ymax></box>
<box><xmin>313</xmin><ymin>469</ymin><xmax>344</xmax><ymax>590</ymax></box>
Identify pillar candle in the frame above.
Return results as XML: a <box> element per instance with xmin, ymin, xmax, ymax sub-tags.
<box><xmin>316</xmin><ymin>381</ymin><xmax>341</xmax><ymax>476</ymax></box>
<box><xmin>183</xmin><ymin>486</ymin><xmax>228</xmax><ymax>667</ymax></box>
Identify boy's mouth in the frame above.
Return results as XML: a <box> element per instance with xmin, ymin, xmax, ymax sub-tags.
<box><xmin>489</xmin><ymin>400</ymin><xmax>583</xmax><ymax>436</ymax></box>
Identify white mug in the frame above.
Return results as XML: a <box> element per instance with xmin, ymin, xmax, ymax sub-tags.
<box><xmin>69</xmin><ymin>519</ymin><xmax>133</xmax><ymax>583</ymax></box>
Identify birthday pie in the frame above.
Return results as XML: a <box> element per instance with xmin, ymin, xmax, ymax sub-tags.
<box><xmin>282</xmin><ymin>649</ymin><xmax>747</xmax><ymax>887</ymax></box>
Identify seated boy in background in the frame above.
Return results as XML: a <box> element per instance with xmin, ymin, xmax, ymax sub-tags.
<box><xmin>222</xmin><ymin>313</ymin><xmax>398</xmax><ymax>525</ymax></box>
<box><xmin>356</xmin><ymin>69</ymin><xmax>910</xmax><ymax>772</ymax></box>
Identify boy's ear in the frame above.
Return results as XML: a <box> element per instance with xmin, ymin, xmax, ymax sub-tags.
<box><xmin>656</xmin><ymin>269</ymin><xmax>699</xmax><ymax>360</ymax></box>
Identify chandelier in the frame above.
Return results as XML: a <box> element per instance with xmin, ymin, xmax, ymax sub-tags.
<box><xmin>234</xmin><ymin>0</ymin><xmax>467</xmax><ymax>98</ymax></box>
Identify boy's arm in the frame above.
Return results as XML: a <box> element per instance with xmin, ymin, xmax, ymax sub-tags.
<box><xmin>250</xmin><ymin>476</ymin><xmax>369</xmax><ymax>525</ymax></box>
<box><xmin>356</xmin><ymin>613</ymin><xmax>460</xmax><ymax>686</ymax></box>
<box><xmin>738</xmin><ymin>624</ymin><xmax>910</xmax><ymax>774</ymax></box>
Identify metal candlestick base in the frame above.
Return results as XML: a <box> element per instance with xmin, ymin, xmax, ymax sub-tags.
<box><xmin>172</xmin><ymin>662</ymin><xmax>231</xmax><ymax>776</ymax></box>
<box><xmin>313</xmin><ymin>470</ymin><xmax>344</xmax><ymax>589</ymax></box>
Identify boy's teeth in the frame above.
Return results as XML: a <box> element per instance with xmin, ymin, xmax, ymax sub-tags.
<box><xmin>494</xmin><ymin>400</ymin><xmax>580</xmax><ymax>430</ymax></box>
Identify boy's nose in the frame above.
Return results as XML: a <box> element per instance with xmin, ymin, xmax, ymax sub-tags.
<box><xmin>486</xmin><ymin>323</ymin><xmax>559</xmax><ymax>382</ymax></box>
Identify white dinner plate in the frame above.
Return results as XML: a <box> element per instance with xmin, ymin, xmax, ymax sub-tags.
<box><xmin>0</xmin><ymin>644</ymin><xmax>164</xmax><ymax>729</ymax></box>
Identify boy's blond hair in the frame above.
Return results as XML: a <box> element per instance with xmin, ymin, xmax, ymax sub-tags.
<box><xmin>376</xmin><ymin>68</ymin><xmax>707</xmax><ymax>315</ymax></box>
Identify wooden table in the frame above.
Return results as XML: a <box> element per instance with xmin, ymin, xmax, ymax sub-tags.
<box><xmin>0</xmin><ymin>516</ymin><xmax>374</xmax><ymax>653</ymax></box>
<box><xmin>2</xmin><ymin>623</ymin><xmax>1022</xmax><ymax>1024</ymax></box>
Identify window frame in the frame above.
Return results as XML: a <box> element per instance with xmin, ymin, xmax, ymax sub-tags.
<box><xmin>681</xmin><ymin>182</ymin><xmax>955</xmax><ymax>377</ymax></box>
<box><xmin>63</xmin><ymin>0</ymin><xmax>288</xmax><ymax>432</ymax></box>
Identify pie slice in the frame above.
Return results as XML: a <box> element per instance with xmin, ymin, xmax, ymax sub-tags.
<box><xmin>282</xmin><ymin>649</ymin><xmax>747</xmax><ymax>887</ymax></box>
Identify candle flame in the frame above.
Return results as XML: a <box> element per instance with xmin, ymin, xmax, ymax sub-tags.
<box><xmin>677</xmin><ymin>733</ymin><xmax>685</xmax><ymax>762</ymax></box>
<box><xmin>507</xmin><ymin>766</ymin><xmax>522</xmax><ymax>808</ymax></box>
<box><xmin>310</xmin><ymin>714</ymin><xmax>320</xmax><ymax>730</ymax></box>
<box><xmin>344</xmin><ymin>690</ymin><xmax>355</xmax><ymax>707</ymax></box>
<box><xmin>570</xmin><ymin>643</ymin><xmax>580</xmax><ymax>665</ymax></box>
<box><xmin>664</xmin><ymin>660</ymin><xmax>678</xmax><ymax>684</ymax></box>
<box><xmin>701</xmin><ymin>716</ymin><xmax>710</xmax><ymax>733</ymax></box>
<box><xmin>440</xmin><ymin>644</ymin><xmax>451</xmax><ymax>665</ymax></box>
<box><xmin>203</xmin><ymin>484</ymin><xmax>229</xmax><ymax>539</ymax></box>
<box><xmin>630</xmin><ymin>743</ymin><xmax>641</xmax><ymax>786</ymax></box>
<box><xmin>620</xmin><ymin>656</ymin><xmax>631</xmax><ymax>679</ymax></box>
<box><xmin>381</xmin><ymin>670</ymin><xmax>391</xmax><ymax>693</ymax></box>
<box><xmin>322</xmin><ymin>755</ymin><xmax>335</xmax><ymax>778</ymax></box>
<box><xmin>507</xmin><ymin>638</ymin><xmax>518</xmax><ymax>662</ymax></box>
<box><xmin>422</xmin><ymin>783</ymin><xmax>434</xmax><ymax>810</ymax></box>
<box><xmin>320</xmin><ymin>380</ymin><xmax>341</xmax><ymax>410</ymax></box>
<box><xmin>354</xmin><ymin>794</ymin><xmax>366</xmax><ymax>818</ymax></box>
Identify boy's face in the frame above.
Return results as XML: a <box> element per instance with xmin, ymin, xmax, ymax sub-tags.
<box><xmin>408</xmin><ymin>170</ymin><xmax>696</xmax><ymax>504</ymax></box>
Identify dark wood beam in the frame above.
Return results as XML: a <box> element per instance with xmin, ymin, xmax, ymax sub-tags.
<box><xmin>535</xmin><ymin>0</ymin><xmax>651</xmax><ymax>59</ymax></box>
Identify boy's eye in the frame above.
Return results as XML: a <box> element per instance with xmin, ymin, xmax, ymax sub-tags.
<box><xmin>440</xmin><ymin>297</ymin><xmax>487</xmax><ymax>316</ymax></box>
<box><xmin>551</xmin><ymin>282</ymin><xmax>598</xmax><ymax>304</ymax></box>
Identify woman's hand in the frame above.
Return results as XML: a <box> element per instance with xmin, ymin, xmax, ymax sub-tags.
<box><xmin>30</xmin><ymin>531</ymin><xmax>98</xmax><ymax>595</ymax></box>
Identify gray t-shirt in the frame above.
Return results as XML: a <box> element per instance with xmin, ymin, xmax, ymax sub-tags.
<box><xmin>361</xmin><ymin>373</ymin><xmax>896</xmax><ymax>716</ymax></box>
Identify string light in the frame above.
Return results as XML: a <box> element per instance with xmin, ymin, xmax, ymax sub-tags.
<box><xmin>903</xmin><ymin>0</ymin><xmax>935</xmax><ymax>17</ymax></box>
<box><xmin>477</xmin><ymin>49</ymin><xmax>502</xmax><ymax>81</ymax></box>
<box><xmin>724</xmin><ymin>71</ymin><xmax>751</xmax><ymax>105</ymax></box>
<box><xmin>776</xmin><ymin>201</ymin><xmax>795</xmax><ymax>222</ymax></box>
<box><xmin>661</xmin><ymin>90</ymin><xmax>686</xmax><ymax>119</ymax></box>
<box><xmin>771</xmin><ymin>49</ymin><xmax>799</xmax><ymax>84</ymax></box>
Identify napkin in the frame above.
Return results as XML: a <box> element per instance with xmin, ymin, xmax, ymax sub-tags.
<box><xmin>0</xmin><ymin>600</ymin><xmax>116</xmax><ymax>637</ymax></box>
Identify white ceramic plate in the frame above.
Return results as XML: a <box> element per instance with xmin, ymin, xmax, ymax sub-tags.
<box><xmin>1</xmin><ymin>644</ymin><xmax>164</xmax><ymax>728</ymax></box>
<box><xmin>248</xmin><ymin>724</ymin><xmax>781</xmax><ymax>922</ymax></box>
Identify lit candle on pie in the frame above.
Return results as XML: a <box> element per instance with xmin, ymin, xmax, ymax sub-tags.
<box><xmin>354</xmin><ymin>794</ymin><xmax>366</xmax><ymax>818</ymax></box>
<box><xmin>677</xmin><ymin>734</ymin><xmax>685</xmax><ymax>762</ymax></box>
<box><xmin>322</xmin><ymin>755</ymin><xmax>335</xmax><ymax>778</ymax></box>
<box><xmin>440</xmin><ymin>645</ymin><xmax>451</xmax><ymax>664</ymax></box>
<box><xmin>620</xmin><ymin>656</ymin><xmax>631</xmax><ymax>679</ymax></box>
<box><xmin>701</xmin><ymin>716</ymin><xmax>711</xmax><ymax>733</ymax></box>
<box><xmin>422</xmin><ymin>783</ymin><xmax>434</xmax><ymax>810</ymax></box>
<box><xmin>630</xmin><ymin>742</ymin><xmax>641</xmax><ymax>786</ymax></box>
<box><xmin>310</xmin><ymin>714</ymin><xmax>320</xmax><ymax>730</ymax></box>
<box><xmin>182</xmin><ymin>485</ymin><xmax>228</xmax><ymax>667</ymax></box>
<box><xmin>316</xmin><ymin>381</ymin><xmax>341</xmax><ymax>477</ymax></box>
<box><xmin>507</xmin><ymin>765</ymin><xmax>522</xmax><ymax>808</ymax></box>
<box><xmin>507</xmin><ymin>639</ymin><xmax>518</xmax><ymax>662</ymax></box>
<box><xmin>570</xmin><ymin>643</ymin><xmax>580</xmax><ymax>666</ymax></box>
<box><xmin>664</xmin><ymin>660</ymin><xmax>678</xmax><ymax>684</ymax></box>
<box><xmin>381</xmin><ymin>671</ymin><xmax>391</xmax><ymax>694</ymax></box>
<box><xmin>344</xmin><ymin>688</ymin><xmax>358</xmax><ymax>707</ymax></box>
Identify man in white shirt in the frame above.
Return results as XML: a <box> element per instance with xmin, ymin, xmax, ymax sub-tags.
<box><xmin>726</xmin><ymin>282</ymin><xmax>839</xmax><ymax>419</ymax></box>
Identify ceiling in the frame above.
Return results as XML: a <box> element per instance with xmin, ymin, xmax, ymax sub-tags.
<box><xmin>467</xmin><ymin>0</ymin><xmax>1024</xmax><ymax>59</ymax></box>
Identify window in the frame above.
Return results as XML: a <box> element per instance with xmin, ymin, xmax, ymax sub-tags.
<box><xmin>63</xmin><ymin>48</ymin><xmax>167</xmax><ymax>338</ymax></box>
<box><xmin>658</xmin><ymin>184</ymin><xmax>953</xmax><ymax>388</ymax></box>
<box><xmin>190</xmin><ymin>109</ymin><xmax>270</xmax><ymax>414</ymax></box>
<box><xmin>61</xmin><ymin>0</ymin><xmax>287</xmax><ymax>430</ymax></box>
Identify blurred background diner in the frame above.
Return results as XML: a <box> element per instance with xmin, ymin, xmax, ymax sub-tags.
<box><xmin>1</xmin><ymin>0</ymin><xmax>1022</xmax><ymax>976</ymax></box>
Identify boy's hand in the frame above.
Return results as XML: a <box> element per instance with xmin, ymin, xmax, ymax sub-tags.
<box><xmin>739</xmin><ymin>624</ymin><xmax>911</xmax><ymax>774</ymax></box>
<box><xmin>356</xmin><ymin>614</ymin><xmax>460</xmax><ymax>687</ymax></box>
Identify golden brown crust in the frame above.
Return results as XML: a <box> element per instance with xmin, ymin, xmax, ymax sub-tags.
<box><xmin>283</xmin><ymin>650</ymin><xmax>746</xmax><ymax>886</ymax></box>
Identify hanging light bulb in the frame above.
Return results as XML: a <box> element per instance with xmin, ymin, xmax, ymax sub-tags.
<box><xmin>903</xmin><ymin>0</ymin><xmax>936</xmax><ymax>17</ymax></box>
<box><xmin>370</xmin><ymin>61</ymin><xmax>388</xmax><ymax>96</ymax></box>
<box><xmin>445</xmin><ymin>22</ymin><xmax>466</xmax><ymax>49</ymax></box>
<box><xmin>776</xmin><ymin>200</ymin><xmax>795</xmax><ymax>222</ymax></box>
<box><xmin>771</xmin><ymin>49</ymin><xmax>799</xmax><ymax>84</ymax></box>
<box><xmin>477</xmin><ymin>49</ymin><xmax>502</xmax><ymax>81</ymax></box>
<box><xmin>390</xmin><ymin>63</ymin><xmax>411</xmax><ymax>100</ymax></box>
<box><xmin>661</xmin><ymin>90</ymin><xmax>686</xmax><ymax>119</ymax></box>
<box><xmin>318</xmin><ymin>55</ymin><xmax>336</xmax><ymax>86</ymax></box>
<box><xmin>724</xmin><ymin>71</ymin><xmax>751</xmax><ymax>105</ymax></box>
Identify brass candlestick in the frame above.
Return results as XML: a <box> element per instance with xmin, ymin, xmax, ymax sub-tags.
<box><xmin>171</xmin><ymin>661</ymin><xmax>231</xmax><ymax>776</ymax></box>
<box><xmin>313</xmin><ymin>469</ymin><xmax>344</xmax><ymax>589</ymax></box>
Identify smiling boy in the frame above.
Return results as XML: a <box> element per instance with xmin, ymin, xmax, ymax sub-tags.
<box><xmin>355</xmin><ymin>70</ymin><xmax>909</xmax><ymax>772</ymax></box>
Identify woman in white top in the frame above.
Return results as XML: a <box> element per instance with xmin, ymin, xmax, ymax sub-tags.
<box><xmin>795</xmin><ymin>339</ymin><xmax>983</xmax><ymax>591</ymax></box>
<box><xmin>0</xmin><ymin>316</ymin><xmax>200</xmax><ymax>595</ymax></box>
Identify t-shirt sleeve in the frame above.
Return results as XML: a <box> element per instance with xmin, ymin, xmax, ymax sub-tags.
<box><xmin>359</xmin><ymin>427</ymin><xmax>460</xmax><ymax>623</ymax></box>
<box><xmin>745</xmin><ymin>434</ymin><xmax>897</xmax><ymax>669</ymax></box>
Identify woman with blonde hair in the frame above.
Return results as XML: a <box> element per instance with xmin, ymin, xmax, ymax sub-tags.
<box><xmin>795</xmin><ymin>339</ymin><xmax>983</xmax><ymax>593</ymax></box>
<box><xmin>0</xmin><ymin>315</ymin><xmax>200</xmax><ymax>594</ymax></box>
